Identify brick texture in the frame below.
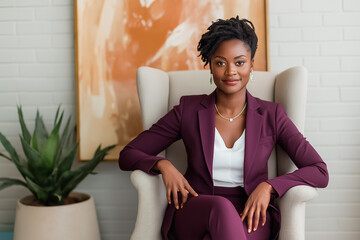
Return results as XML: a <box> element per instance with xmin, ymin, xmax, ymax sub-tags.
<box><xmin>270</xmin><ymin>0</ymin><xmax>360</xmax><ymax>239</ymax></box>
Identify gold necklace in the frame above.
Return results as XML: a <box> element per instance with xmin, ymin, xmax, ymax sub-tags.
<box><xmin>215</xmin><ymin>102</ymin><xmax>247</xmax><ymax>122</ymax></box>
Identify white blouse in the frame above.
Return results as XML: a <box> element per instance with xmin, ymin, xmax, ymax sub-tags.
<box><xmin>212</xmin><ymin>128</ymin><xmax>245</xmax><ymax>187</ymax></box>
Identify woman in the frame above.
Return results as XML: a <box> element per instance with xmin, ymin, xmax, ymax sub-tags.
<box><xmin>119</xmin><ymin>17</ymin><xmax>329</xmax><ymax>240</ymax></box>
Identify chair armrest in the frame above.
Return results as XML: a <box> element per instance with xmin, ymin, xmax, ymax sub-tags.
<box><xmin>279</xmin><ymin>185</ymin><xmax>318</xmax><ymax>203</ymax></box>
<box><xmin>130</xmin><ymin>170</ymin><xmax>167</xmax><ymax>240</ymax></box>
<box><xmin>277</xmin><ymin>185</ymin><xmax>318</xmax><ymax>240</ymax></box>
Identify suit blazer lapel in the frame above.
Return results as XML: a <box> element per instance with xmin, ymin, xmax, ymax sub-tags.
<box><xmin>198</xmin><ymin>91</ymin><xmax>216</xmax><ymax>180</ymax></box>
<box><xmin>244</xmin><ymin>91</ymin><xmax>263</xmax><ymax>192</ymax></box>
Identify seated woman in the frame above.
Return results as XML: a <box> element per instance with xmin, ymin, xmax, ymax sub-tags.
<box><xmin>119</xmin><ymin>16</ymin><xmax>329</xmax><ymax>240</ymax></box>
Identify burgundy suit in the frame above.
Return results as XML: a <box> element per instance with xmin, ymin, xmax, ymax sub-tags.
<box><xmin>119</xmin><ymin>90</ymin><xmax>329</xmax><ymax>239</ymax></box>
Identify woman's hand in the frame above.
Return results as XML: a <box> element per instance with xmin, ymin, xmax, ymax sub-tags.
<box><xmin>240</xmin><ymin>182</ymin><xmax>275</xmax><ymax>233</ymax></box>
<box><xmin>153</xmin><ymin>160</ymin><xmax>198</xmax><ymax>209</ymax></box>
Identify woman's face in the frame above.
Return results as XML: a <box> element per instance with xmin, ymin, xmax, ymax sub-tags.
<box><xmin>210</xmin><ymin>39</ymin><xmax>253</xmax><ymax>96</ymax></box>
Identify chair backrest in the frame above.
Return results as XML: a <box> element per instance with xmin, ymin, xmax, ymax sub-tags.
<box><xmin>136</xmin><ymin>66</ymin><xmax>308</xmax><ymax>178</ymax></box>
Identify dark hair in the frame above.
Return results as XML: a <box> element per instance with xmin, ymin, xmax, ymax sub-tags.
<box><xmin>197</xmin><ymin>16</ymin><xmax>258</xmax><ymax>67</ymax></box>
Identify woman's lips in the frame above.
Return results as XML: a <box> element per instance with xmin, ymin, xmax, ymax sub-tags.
<box><xmin>222</xmin><ymin>79</ymin><xmax>240</xmax><ymax>85</ymax></box>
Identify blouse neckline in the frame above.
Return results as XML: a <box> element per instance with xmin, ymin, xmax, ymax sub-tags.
<box><xmin>215</xmin><ymin>128</ymin><xmax>245</xmax><ymax>150</ymax></box>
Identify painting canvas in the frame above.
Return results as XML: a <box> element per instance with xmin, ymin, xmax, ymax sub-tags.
<box><xmin>75</xmin><ymin>0</ymin><xmax>269</xmax><ymax>160</ymax></box>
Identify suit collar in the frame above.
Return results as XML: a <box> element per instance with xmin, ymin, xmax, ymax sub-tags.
<box><xmin>198</xmin><ymin>91</ymin><xmax>216</xmax><ymax>181</ymax></box>
<box><xmin>246</xmin><ymin>90</ymin><xmax>261</xmax><ymax>111</ymax></box>
<box><xmin>200</xmin><ymin>90</ymin><xmax>216</xmax><ymax>108</ymax></box>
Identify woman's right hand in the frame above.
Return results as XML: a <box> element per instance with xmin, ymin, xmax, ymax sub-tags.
<box><xmin>153</xmin><ymin>159</ymin><xmax>198</xmax><ymax>210</ymax></box>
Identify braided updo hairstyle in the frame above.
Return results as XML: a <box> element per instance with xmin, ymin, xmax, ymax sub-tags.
<box><xmin>197</xmin><ymin>16</ymin><xmax>258</xmax><ymax>67</ymax></box>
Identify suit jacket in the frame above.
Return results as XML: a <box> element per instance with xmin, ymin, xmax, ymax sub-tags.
<box><xmin>119</xmin><ymin>90</ymin><xmax>329</xmax><ymax>239</ymax></box>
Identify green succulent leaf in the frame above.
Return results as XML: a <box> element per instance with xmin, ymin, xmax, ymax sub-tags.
<box><xmin>0</xmin><ymin>152</ymin><xmax>12</xmax><ymax>162</ymax></box>
<box><xmin>59</xmin><ymin>145</ymin><xmax>116</xmax><ymax>198</ymax></box>
<box><xmin>56</xmin><ymin>170</ymin><xmax>73</xmax><ymax>188</ymax></box>
<box><xmin>16</xmin><ymin>162</ymin><xmax>36</xmax><ymax>182</ymax></box>
<box><xmin>33</xmin><ymin>110</ymin><xmax>48</xmax><ymax>153</ymax></box>
<box><xmin>0</xmin><ymin>132</ymin><xmax>20</xmax><ymax>164</ymax></box>
<box><xmin>25</xmin><ymin>177</ymin><xmax>48</xmax><ymax>204</ymax></box>
<box><xmin>77</xmin><ymin>145</ymin><xmax>115</xmax><ymax>174</ymax></box>
<box><xmin>54</xmin><ymin>116</ymin><xmax>72</xmax><ymax>166</ymax></box>
<box><xmin>0</xmin><ymin>177</ymin><xmax>27</xmax><ymax>191</ymax></box>
<box><xmin>54</xmin><ymin>108</ymin><xmax>64</xmax><ymax>132</ymax></box>
<box><xmin>21</xmin><ymin>136</ymin><xmax>51</xmax><ymax>184</ymax></box>
<box><xmin>21</xmin><ymin>136</ymin><xmax>42</xmax><ymax>166</ymax></box>
<box><xmin>64</xmin><ymin>126</ymin><xmax>75</xmax><ymax>154</ymax></box>
<box><xmin>57</xmin><ymin>143</ymin><xmax>78</xmax><ymax>175</ymax></box>
<box><xmin>51</xmin><ymin>193</ymin><xmax>62</xmax><ymax>203</ymax></box>
<box><xmin>61</xmin><ymin>172</ymin><xmax>87</xmax><ymax>198</ymax></box>
<box><xmin>17</xmin><ymin>106</ymin><xmax>31</xmax><ymax>144</ymax></box>
<box><xmin>0</xmin><ymin>133</ymin><xmax>38</xmax><ymax>183</ymax></box>
<box><xmin>54</xmin><ymin>105</ymin><xmax>61</xmax><ymax>128</ymax></box>
<box><xmin>40</xmin><ymin>119</ymin><xmax>61</xmax><ymax>171</ymax></box>
<box><xmin>30</xmin><ymin>131</ymin><xmax>39</xmax><ymax>152</ymax></box>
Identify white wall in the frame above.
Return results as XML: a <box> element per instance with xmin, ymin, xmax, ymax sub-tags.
<box><xmin>0</xmin><ymin>0</ymin><xmax>359</xmax><ymax>239</ymax></box>
<box><xmin>269</xmin><ymin>0</ymin><xmax>360</xmax><ymax>239</ymax></box>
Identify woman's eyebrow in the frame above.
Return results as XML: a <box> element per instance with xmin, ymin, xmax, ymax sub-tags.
<box><xmin>214</xmin><ymin>55</ymin><xmax>247</xmax><ymax>60</ymax></box>
<box><xmin>214</xmin><ymin>56</ymin><xmax>226</xmax><ymax>60</ymax></box>
<box><xmin>234</xmin><ymin>55</ymin><xmax>247</xmax><ymax>59</ymax></box>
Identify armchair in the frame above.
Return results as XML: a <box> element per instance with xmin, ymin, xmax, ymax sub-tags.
<box><xmin>130</xmin><ymin>66</ymin><xmax>318</xmax><ymax>240</ymax></box>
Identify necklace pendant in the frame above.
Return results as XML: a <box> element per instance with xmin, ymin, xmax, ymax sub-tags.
<box><xmin>229</xmin><ymin>118</ymin><xmax>233</xmax><ymax>122</ymax></box>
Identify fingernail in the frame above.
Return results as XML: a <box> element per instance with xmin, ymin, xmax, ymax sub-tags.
<box><xmin>248</xmin><ymin>229</ymin><xmax>251</xmax><ymax>233</ymax></box>
<box><xmin>253</xmin><ymin>228</ymin><xmax>256</xmax><ymax>231</ymax></box>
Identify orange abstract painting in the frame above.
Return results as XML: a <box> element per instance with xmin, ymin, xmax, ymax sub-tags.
<box><xmin>75</xmin><ymin>0</ymin><xmax>268</xmax><ymax>160</ymax></box>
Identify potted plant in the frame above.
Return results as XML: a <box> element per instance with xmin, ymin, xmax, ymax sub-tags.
<box><xmin>0</xmin><ymin>106</ymin><xmax>115</xmax><ymax>240</ymax></box>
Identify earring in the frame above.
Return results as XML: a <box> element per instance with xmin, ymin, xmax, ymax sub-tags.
<box><xmin>250</xmin><ymin>69</ymin><xmax>254</xmax><ymax>82</ymax></box>
<box><xmin>210</xmin><ymin>74</ymin><xmax>213</xmax><ymax>85</ymax></box>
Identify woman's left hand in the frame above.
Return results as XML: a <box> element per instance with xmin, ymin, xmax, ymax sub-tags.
<box><xmin>240</xmin><ymin>182</ymin><xmax>275</xmax><ymax>234</ymax></box>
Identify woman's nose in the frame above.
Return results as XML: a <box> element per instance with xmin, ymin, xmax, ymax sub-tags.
<box><xmin>225</xmin><ymin>64</ymin><xmax>236</xmax><ymax>75</ymax></box>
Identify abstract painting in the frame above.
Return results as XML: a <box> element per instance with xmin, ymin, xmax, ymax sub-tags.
<box><xmin>75</xmin><ymin>0</ymin><xmax>269</xmax><ymax>160</ymax></box>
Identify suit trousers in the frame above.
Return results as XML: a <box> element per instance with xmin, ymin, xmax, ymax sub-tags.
<box><xmin>172</xmin><ymin>186</ymin><xmax>272</xmax><ymax>240</ymax></box>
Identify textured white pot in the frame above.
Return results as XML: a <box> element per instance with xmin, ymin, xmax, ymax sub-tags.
<box><xmin>13</xmin><ymin>192</ymin><xmax>101</xmax><ymax>240</ymax></box>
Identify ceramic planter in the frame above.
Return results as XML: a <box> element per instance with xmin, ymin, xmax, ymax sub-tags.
<box><xmin>13</xmin><ymin>192</ymin><xmax>100</xmax><ymax>240</ymax></box>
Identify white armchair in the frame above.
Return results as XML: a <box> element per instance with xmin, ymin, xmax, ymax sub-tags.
<box><xmin>130</xmin><ymin>66</ymin><xmax>318</xmax><ymax>240</ymax></box>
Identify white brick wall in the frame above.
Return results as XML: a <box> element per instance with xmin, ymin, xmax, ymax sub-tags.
<box><xmin>0</xmin><ymin>0</ymin><xmax>359</xmax><ymax>239</ymax></box>
<box><xmin>302</xmin><ymin>0</ymin><xmax>342</xmax><ymax>12</ymax></box>
<box><xmin>270</xmin><ymin>0</ymin><xmax>360</xmax><ymax>239</ymax></box>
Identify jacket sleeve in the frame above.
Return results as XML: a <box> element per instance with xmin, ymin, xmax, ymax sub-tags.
<box><xmin>118</xmin><ymin>97</ymin><xmax>184</xmax><ymax>175</ymax></box>
<box><xmin>266</xmin><ymin>104</ymin><xmax>329</xmax><ymax>197</ymax></box>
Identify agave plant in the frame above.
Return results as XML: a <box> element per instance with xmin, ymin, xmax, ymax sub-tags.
<box><xmin>0</xmin><ymin>106</ymin><xmax>115</xmax><ymax>206</ymax></box>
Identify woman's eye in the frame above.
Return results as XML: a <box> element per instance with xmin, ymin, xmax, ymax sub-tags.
<box><xmin>216</xmin><ymin>61</ymin><xmax>225</xmax><ymax>66</ymax></box>
<box><xmin>235</xmin><ymin>61</ymin><xmax>244</xmax><ymax>66</ymax></box>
